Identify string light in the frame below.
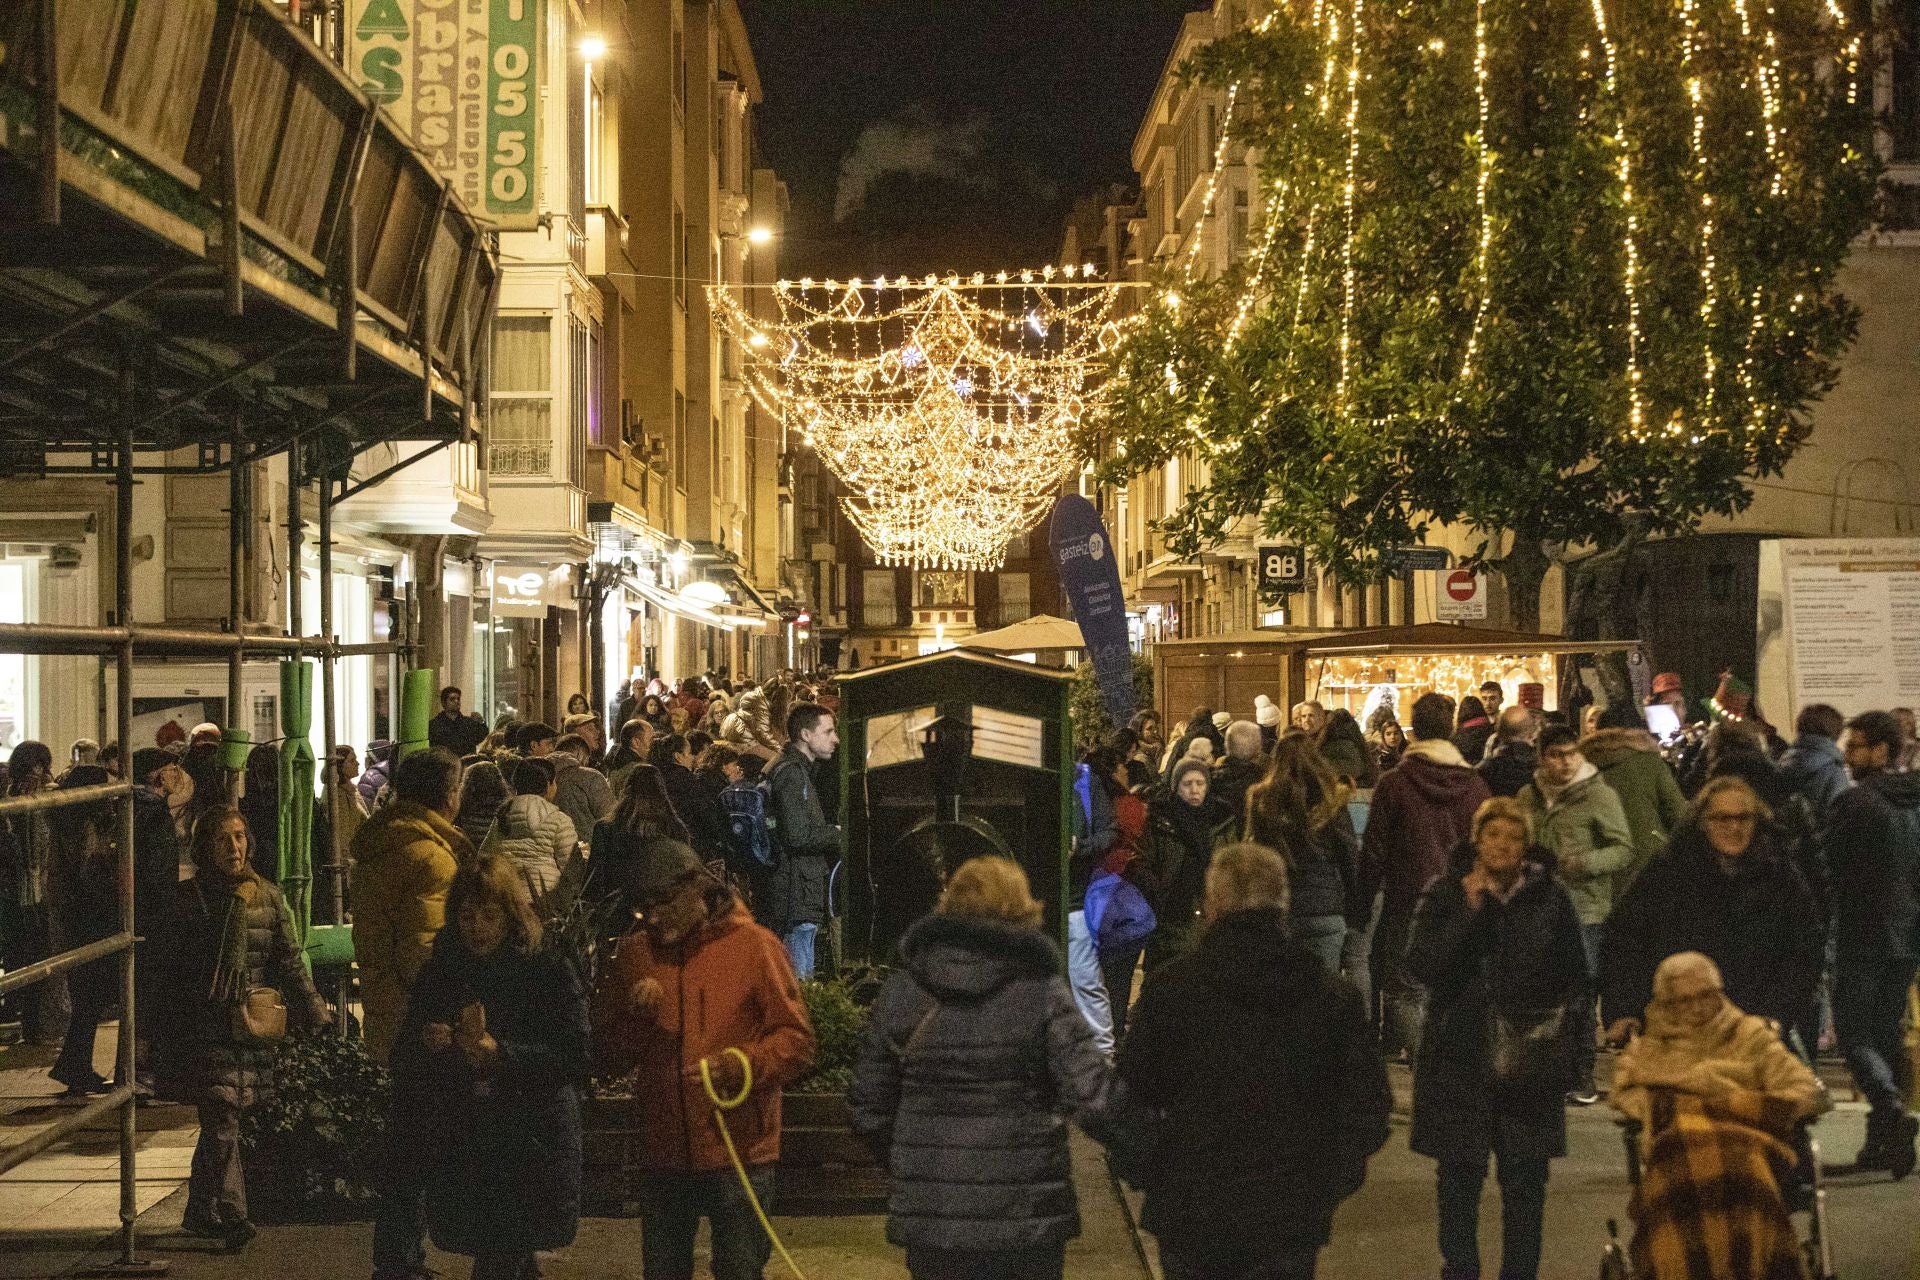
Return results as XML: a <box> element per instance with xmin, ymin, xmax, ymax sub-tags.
<box><xmin>1586</xmin><ymin>0</ymin><xmax>1647</xmax><ymax>439</ymax></box>
<box><xmin>1336</xmin><ymin>0</ymin><xmax>1365</xmax><ymax>416</ymax></box>
<box><xmin>1458</xmin><ymin>0</ymin><xmax>1493</xmax><ymax>383</ymax></box>
<box><xmin>711</xmin><ymin>279</ymin><xmax>1123</xmax><ymax>570</ymax></box>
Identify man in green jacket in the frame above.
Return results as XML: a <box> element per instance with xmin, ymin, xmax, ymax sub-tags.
<box><xmin>1521</xmin><ymin>724</ymin><xmax>1634</xmax><ymax>1105</ymax></box>
<box><xmin>1582</xmin><ymin>705</ymin><xmax>1689</xmax><ymax>897</ymax></box>
<box><xmin>766</xmin><ymin>702</ymin><xmax>841</xmax><ymax>979</ymax></box>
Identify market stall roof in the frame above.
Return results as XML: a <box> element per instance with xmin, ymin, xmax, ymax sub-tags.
<box><xmin>842</xmin><ymin>646</ymin><xmax>1076</xmax><ymax>686</ymax></box>
<box><xmin>1152</xmin><ymin>622</ymin><xmax>1639</xmax><ymax>657</ymax></box>
<box><xmin>960</xmin><ymin>614</ymin><xmax>1085</xmax><ymax>653</ymax></box>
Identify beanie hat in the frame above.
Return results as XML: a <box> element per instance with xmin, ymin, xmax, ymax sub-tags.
<box><xmin>1171</xmin><ymin>757</ymin><xmax>1212</xmax><ymax>791</ymax></box>
<box><xmin>628</xmin><ymin>840</ymin><xmax>711</xmax><ymax>910</ymax></box>
<box><xmin>1254</xmin><ymin>694</ymin><xmax>1280</xmax><ymax>728</ymax></box>
<box><xmin>1210</xmin><ymin>711</ymin><xmax>1232</xmax><ymax>732</ymax></box>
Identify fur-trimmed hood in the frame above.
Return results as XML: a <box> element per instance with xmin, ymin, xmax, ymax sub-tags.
<box><xmin>1581</xmin><ymin>726</ymin><xmax>1662</xmax><ymax>768</ymax></box>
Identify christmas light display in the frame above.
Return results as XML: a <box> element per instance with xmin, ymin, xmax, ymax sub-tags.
<box><xmin>711</xmin><ymin>276</ymin><xmax>1127</xmax><ymax>570</ymax></box>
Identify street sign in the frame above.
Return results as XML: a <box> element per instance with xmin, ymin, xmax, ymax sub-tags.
<box><xmin>1435</xmin><ymin>569</ymin><xmax>1488</xmax><ymax>621</ymax></box>
<box><xmin>1257</xmin><ymin>544</ymin><xmax>1309</xmax><ymax>591</ymax></box>
<box><xmin>1382</xmin><ymin>546</ymin><xmax>1452</xmax><ymax>573</ymax></box>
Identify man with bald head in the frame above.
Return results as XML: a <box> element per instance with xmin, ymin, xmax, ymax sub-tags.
<box><xmin>1477</xmin><ymin>707</ymin><xmax>1541</xmax><ymax>799</ymax></box>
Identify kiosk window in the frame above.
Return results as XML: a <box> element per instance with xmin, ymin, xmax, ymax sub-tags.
<box><xmin>971</xmin><ymin>706</ymin><xmax>1045</xmax><ymax>770</ymax></box>
<box><xmin>865</xmin><ymin>706</ymin><xmax>937</xmax><ymax>770</ymax></box>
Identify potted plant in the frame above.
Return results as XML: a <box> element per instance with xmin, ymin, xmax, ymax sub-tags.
<box><xmin>778</xmin><ymin>973</ymin><xmax>889</xmax><ymax>1213</ymax></box>
<box><xmin>241</xmin><ymin>1032</ymin><xmax>389</xmax><ymax>1222</ymax></box>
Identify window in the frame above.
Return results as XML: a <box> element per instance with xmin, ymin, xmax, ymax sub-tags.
<box><xmin>673</xmin><ymin>391</ymin><xmax>688</xmax><ymax>492</ymax></box>
<box><xmin>711</xmin><ymin>416</ymin><xmax>722</xmax><ymax>506</ymax></box>
<box><xmin>1231</xmin><ymin>188</ymin><xmax>1251</xmax><ymax>260</ymax></box>
<box><xmin>569</xmin><ymin>315</ymin><xmax>589</xmax><ymax>481</ymax></box>
<box><xmin>488</xmin><ymin>316</ymin><xmax>552</xmax><ymax>475</ymax></box>
<box><xmin>999</xmin><ymin>572</ymin><xmax>1031</xmax><ymax>625</ymax></box>
<box><xmin>862</xmin><ymin>570</ymin><xmax>898</xmax><ymax>627</ymax></box>
<box><xmin>585</xmin><ymin>74</ymin><xmax>605</xmax><ymax>204</ymax></box>
<box><xmin>586</xmin><ymin>319</ymin><xmax>604</xmax><ymax>447</ymax></box>
<box><xmin>673</xmin><ymin>206</ymin><xmax>686</xmax><ymax>305</ymax></box>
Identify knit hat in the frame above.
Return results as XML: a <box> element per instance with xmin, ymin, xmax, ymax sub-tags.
<box><xmin>1171</xmin><ymin>756</ymin><xmax>1212</xmax><ymax>791</ymax></box>
<box><xmin>1210</xmin><ymin>711</ymin><xmax>1232</xmax><ymax>732</ymax></box>
<box><xmin>1254</xmin><ymin>694</ymin><xmax>1280</xmax><ymax>728</ymax></box>
<box><xmin>1183</xmin><ymin>739</ymin><xmax>1216</xmax><ymax>765</ymax></box>
<box><xmin>627</xmin><ymin>840</ymin><xmax>710</xmax><ymax>910</ymax></box>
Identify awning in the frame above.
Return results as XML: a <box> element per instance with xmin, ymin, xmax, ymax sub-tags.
<box><xmin>631</xmin><ymin>578</ymin><xmax>752</xmax><ymax>632</ymax></box>
<box><xmin>712</xmin><ymin>566</ymin><xmax>780</xmax><ymax>620</ymax></box>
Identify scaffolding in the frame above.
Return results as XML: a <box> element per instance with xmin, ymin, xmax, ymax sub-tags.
<box><xmin>0</xmin><ymin>0</ymin><xmax>497</xmax><ymax>1269</ymax></box>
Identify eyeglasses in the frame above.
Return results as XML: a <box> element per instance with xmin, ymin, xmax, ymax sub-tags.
<box><xmin>1702</xmin><ymin>811</ymin><xmax>1757</xmax><ymax>826</ymax></box>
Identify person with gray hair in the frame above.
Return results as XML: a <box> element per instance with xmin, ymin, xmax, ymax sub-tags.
<box><xmin>1212</xmin><ymin>720</ymin><xmax>1267</xmax><ymax>837</ymax></box>
<box><xmin>1118</xmin><ymin>841</ymin><xmax>1390</xmax><ymax>1279</ymax></box>
<box><xmin>1478</xmin><ymin>706</ymin><xmax>1543</xmax><ymax>799</ymax></box>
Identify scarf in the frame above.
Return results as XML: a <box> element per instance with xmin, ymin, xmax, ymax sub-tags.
<box><xmin>1619</xmin><ymin>998</ymin><xmax>1747</xmax><ymax>1090</ymax></box>
<box><xmin>1168</xmin><ymin>795</ymin><xmax>1221</xmax><ymax>859</ymax></box>
<box><xmin>205</xmin><ymin>874</ymin><xmax>258</xmax><ymax>1005</ymax></box>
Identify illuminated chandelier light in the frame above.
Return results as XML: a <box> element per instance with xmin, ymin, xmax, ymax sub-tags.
<box><xmin>711</xmin><ymin>276</ymin><xmax>1125</xmax><ymax>571</ymax></box>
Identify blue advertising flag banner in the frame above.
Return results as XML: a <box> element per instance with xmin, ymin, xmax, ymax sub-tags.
<box><xmin>1050</xmin><ymin>495</ymin><xmax>1136</xmax><ymax>726</ymax></box>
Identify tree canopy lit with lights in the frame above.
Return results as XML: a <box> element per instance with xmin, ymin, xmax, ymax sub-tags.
<box><xmin>1095</xmin><ymin>0</ymin><xmax>1881</xmax><ymax>625</ymax></box>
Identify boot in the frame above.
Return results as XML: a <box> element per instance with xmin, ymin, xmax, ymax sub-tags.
<box><xmin>1853</xmin><ymin>1111</ymin><xmax>1896</xmax><ymax>1170</ymax></box>
<box><xmin>1888</xmin><ymin>1115</ymin><xmax>1918</xmax><ymax>1181</ymax></box>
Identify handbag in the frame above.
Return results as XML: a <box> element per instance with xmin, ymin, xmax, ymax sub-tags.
<box><xmin>1484</xmin><ymin>1002</ymin><xmax>1573</xmax><ymax>1102</ymax></box>
<box><xmin>209</xmin><ymin>887</ymin><xmax>288</xmax><ymax>1047</ymax></box>
<box><xmin>232</xmin><ymin>987</ymin><xmax>288</xmax><ymax>1045</ymax></box>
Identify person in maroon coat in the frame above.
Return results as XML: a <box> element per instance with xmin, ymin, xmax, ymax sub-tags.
<box><xmin>1362</xmin><ymin>693</ymin><xmax>1492</xmax><ymax>1057</ymax></box>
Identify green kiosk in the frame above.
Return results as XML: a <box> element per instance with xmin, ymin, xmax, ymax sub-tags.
<box><xmin>836</xmin><ymin>648</ymin><xmax>1076</xmax><ymax>964</ymax></box>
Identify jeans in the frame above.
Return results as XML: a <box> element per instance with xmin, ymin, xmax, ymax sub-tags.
<box><xmin>1835</xmin><ymin>953</ymin><xmax>1919</xmax><ymax>1123</ymax></box>
<box><xmin>1065</xmin><ymin>910</ymin><xmax>1114</xmax><ymax>1056</ymax></box>
<box><xmin>1566</xmin><ymin>922</ymin><xmax>1605</xmax><ymax>1092</ymax></box>
<box><xmin>1436</xmin><ymin>1153</ymin><xmax>1550</xmax><ymax>1280</ymax></box>
<box><xmin>782</xmin><ymin>923</ymin><xmax>818</xmax><ymax>981</ymax></box>
<box><xmin>1294</xmin><ymin>913</ymin><xmax>1347</xmax><ymax>977</ymax></box>
<box><xmin>1100</xmin><ymin>945</ymin><xmax>1144</xmax><ymax>1039</ymax></box>
<box><xmin>640</xmin><ymin>1166</ymin><xmax>775</xmax><ymax>1280</ymax></box>
<box><xmin>1375</xmin><ymin>901</ymin><xmax>1425</xmax><ymax>1057</ymax></box>
<box><xmin>188</xmin><ymin>1096</ymin><xmax>247</xmax><ymax>1224</ymax></box>
<box><xmin>372</xmin><ymin>1106</ymin><xmax>431</xmax><ymax>1274</ymax></box>
<box><xmin>1343</xmin><ymin>891</ymin><xmax>1382</xmax><ymax>1018</ymax></box>
<box><xmin>1161</xmin><ymin>1246</ymin><xmax>1320</xmax><ymax>1279</ymax></box>
<box><xmin>906</xmin><ymin>1243</ymin><xmax>1065</xmax><ymax>1280</ymax></box>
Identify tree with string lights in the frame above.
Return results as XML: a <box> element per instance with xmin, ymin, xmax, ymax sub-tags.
<box><xmin>1095</xmin><ymin>0</ymin><xmax>1880</xmax><ymax>628</ymax></box>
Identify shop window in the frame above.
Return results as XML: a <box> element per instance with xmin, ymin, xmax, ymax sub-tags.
<box><xmin>999</xmin><ymin>573</ymin><xmax>1031</xmax><ymax>625</ymax></box>
<box><xmin>863</xmin><ymin>570</ymin><xmax>898</xmax><ymax>628</ymax></box>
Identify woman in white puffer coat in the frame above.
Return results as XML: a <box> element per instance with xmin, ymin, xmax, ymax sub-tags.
<box><xmin>481</xmin><ymin>756</ymin><xmax>580</xmax><ymax>917</ymax></box>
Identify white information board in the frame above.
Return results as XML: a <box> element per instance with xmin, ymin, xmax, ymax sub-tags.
<box><xmin>1778</xmin><ymin>538</ymin><xmax>1920</xmax><ymax>719</ymax></box>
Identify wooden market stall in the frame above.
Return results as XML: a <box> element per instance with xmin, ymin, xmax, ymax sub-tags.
<box><xmin>1152</xmin><ymin>623</ymin><xmax>1640</xmax><ymax>729</ymax></box>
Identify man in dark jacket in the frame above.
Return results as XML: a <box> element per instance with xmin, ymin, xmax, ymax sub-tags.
<box><xmin>1780</xmin><ymin>703</ymin><xmax>1852</xmax><ymax>822</ymax></box>
<box><xmin>1829</xmin><ymin>711</ymin><xmax>1920</xmax><ymax>1174</ymax></box>
<box><xmin>1363</xmin><ymin>693</ymin><xmax>1491</xmax><ymax>1056</ymax></box>
<box><xmin>766</xmin><ymin>703</ymin><xmax>840</xmax><ymax>979</ymax></box>
<box><xmin>1120</xmin><ymin>843</ymin><xmax>1390</xmax><ymax>1280</ymax></box>
<box><xmin>426</xmin><ymin>686</ymin><xmax>487</xmax><ymax>757</ymax></box>
<box><xmin>651</xmin><ymin>732</ymin><xmax>731</xmax><ymax>864</ymax></box>
<box><xmin>1477</xmin><ymin>707</ymin><xmax>1541</xmax><ymax>799</ymax></box>
<box><xmin>1211</xmin><ymin>720</ymin><xmax>1267</xmax><ymax>837</ymax></box>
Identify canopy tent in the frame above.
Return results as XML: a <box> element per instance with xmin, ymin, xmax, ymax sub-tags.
<box><xmin>960</xmin><ymin>614</ymin><xmax>1085</xmax><ymax>654</ymax></box>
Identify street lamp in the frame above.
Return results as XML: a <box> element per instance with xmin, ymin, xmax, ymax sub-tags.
<box><xmin>579</xmin><ymin>34</ymin><xmax>607</xmax><ymax>61</ymax></box>
<box><xmin>746</xmin><ymin>227</ymin><xmax>774</xmax><ymax>247</ymax></box>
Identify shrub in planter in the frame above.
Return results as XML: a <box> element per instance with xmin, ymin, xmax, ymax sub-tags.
<box><xmin>241</xmin><ymin>1032</ymin><xmax>389</xmax><ymax>1214</ymax></box>
<box><xmin>790</xmin><ymin>974</ymin><xmax>873</xmax><ymax>1095</ymax></box>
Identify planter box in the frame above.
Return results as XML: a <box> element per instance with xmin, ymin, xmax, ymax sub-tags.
<box><xmin>582</xmin><ymin>1092</ymin><xmax>643</xmax><ymax>1216</ymax></box>
<box><xmin>777</xmin><ymin>1091</ymin><xmax>889</xmax><ymax>1216</ymax></box>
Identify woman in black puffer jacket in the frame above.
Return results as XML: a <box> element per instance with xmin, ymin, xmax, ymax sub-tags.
<box><xmin>849</xmin><ymin>856</ymin><xmax>1115</xmax><ymax>1280</ymax></box>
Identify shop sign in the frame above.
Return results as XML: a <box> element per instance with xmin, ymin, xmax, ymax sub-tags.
<box><xmin>347</xmin><ymin>0</ymin><xmax>543</xmax><ymax>229</ymax></box>
<box><xmin>1382</xmin><ymin>546</ymin><xmax>1452</xmax><ymax>573</ymax></box>
<box><xmin>1435</xmin><ymin>569</ymin><xmax>1488</xmax><ymax>621</ymax></box>
<box><xmin>1257</xmin><ymin>544</ymin><xmax>1308</xmax><ymax>591</ymax></box>
<box><xmin>490</xmin><ymin>563</ymin><xmax>551</xmax><ymax>617</ymax></box>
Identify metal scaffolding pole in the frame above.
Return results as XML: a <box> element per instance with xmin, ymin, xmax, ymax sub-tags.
<box><xmin>228</xmin><ymin>418</ymin><xmax>247</xmax><ymax>801</ymax></box>
<box><xmin>318</xmin><ymin>470</ymin><xmax>348</xmax><ymax>1035</ymax></box>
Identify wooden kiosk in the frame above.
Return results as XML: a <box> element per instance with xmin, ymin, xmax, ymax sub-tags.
<box><xmin>1152</xmin><ymin>622</ymin><xmax>1640</xmax><ymax>726</ymax></box>
<box><xmin>836</xmin><ymin>648</ymin><xmax>1076</xmax><ymax>963</ymax></box>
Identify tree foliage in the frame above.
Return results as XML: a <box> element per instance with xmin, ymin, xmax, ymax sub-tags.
<box><xmin>1094</xmin><ymin>0</ymin><xmax>1880</xmax><ymax>625</ymax></box>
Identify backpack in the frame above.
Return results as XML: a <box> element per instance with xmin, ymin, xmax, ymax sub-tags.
<box><xmin>1085</xmin><ymin>870</ymin><xmax>1157</xmax><ymax>960</ymax></box>
<box><xmin>719</xmin><ymin>777</ymin><xmax>779</xmax><ymax>869</ymax></box>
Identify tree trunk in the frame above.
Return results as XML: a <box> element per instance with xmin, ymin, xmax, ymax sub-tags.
<box><xmin>1495</xmin><ymin>536</ymin><xmax>1551</xmax><ymax>632</ymax></box>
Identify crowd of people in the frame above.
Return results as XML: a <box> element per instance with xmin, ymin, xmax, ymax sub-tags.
<box><xmin>1</xmin><ymin>666</ymin><xmax>1915</xmax><ymax>1279</ymax></box>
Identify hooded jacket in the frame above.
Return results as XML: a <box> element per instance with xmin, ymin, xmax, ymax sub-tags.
<box><xmin>1363</xmin><ymin>739</ymin><xmax>1492</xmax><ymax>911</ymax></box>
<box><xmin>1600</xmin><ymin>827</ymin><xmax>1823</xmax><ymax>1029</ymax></box>
<box><xmin>848</xmin><ymin>913</ymin><xmax>1113</xmax><ymax>1253</ymax></box>
<box><xmin>350</xmin><ymin>801</ymin><xmax>472</xmax><ymax>1063</ymax></box>
<box><xmin>1520</xmin><ymin>764</ymin><xmax>1635</xmax><ymax>925</ymax></box>
<box><xmin>766</xmin><ymin>744</ymin><xmax>839</xmax><ymax>929</ymax></box>
<box><xmin>598</xmin><ymin>896</ymin><xmax>814</xmax><ymax>1173</ymax></box>
<box><xmin>480</xmin><ymin>793</ymin><xmax>579</xmax><ymax>915</ymax></box>
<box><xmin>1118</xmin><ymin>908</ymin><xmax>1390</xmax><ymax>1264</ymax></box>
<box><xmin>1581</xmin><ymin>728</ymin><xmax>1689</xmax><ymax>896</ymax></box>
<box><xmin>1777</xmin><ymin>732</ymin><xmax>1851</xmax><ymax>823</ymax></box>
<box><xmin>1823</xmin><ymin>768</ymin><xmax>1920</xmax><ymax>961</ymax></box>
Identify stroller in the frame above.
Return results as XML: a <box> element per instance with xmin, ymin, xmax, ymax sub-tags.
<box><xmin>1600</xmin><ymin>1111</ymin><xmax>1834</xmax><ymax>1280</ymax></box>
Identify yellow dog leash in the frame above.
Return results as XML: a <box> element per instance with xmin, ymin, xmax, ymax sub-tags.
<box><xmin>699</xmin><ymin>1047</ymin><xmax>808</xmax><ymax>1280</ymax></box>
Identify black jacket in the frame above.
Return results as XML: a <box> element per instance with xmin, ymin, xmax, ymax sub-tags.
<box><xmin>1118</xmin><ymin>909</ymin><xmax>1389</xmax><ymax>1263</ymax></box>
<box><xmin>393</xmin><ymin>931</ymin><xmax>589</xmax><ymax>1257</ymax></box>
<box><xmin>1136</xmin><ymin>796</ymin><xmax>1236</xmax><ymax>959</ymax></box>
<box><xmin>1599</xmin><ymin>828</ymin><xmax>1824</xmax><ymax>1028</ymax></box>
<box><xmin>1477</xmin><ymin>741</ymin><xmax>1538</xmax><ymax>799</ymax></box>
<box><xmin>766</xmin><ymin>745</ymin><xmax>837</xmax><ymax>929</ymax></box>
<box><xmin>848</xmin><ymin>913</ymin><xmax>1113</xmax><ymax>1253</ymax></box>
<box><xmin>1406</xmin><ymin>864</ymin><xmax>1588</xmax><ymax>1163</ymax></box>
<box><xmin>427</xmin><ymin>710</ymin><xmax>488</xmax><ymax>756</ymax></box>
<box><xmin>1823</xmin><ymin>769</ymin><xmax>1920</xmax><ymax>962</ymax></box>
<box><xmin>1245</xmin><ymin>805</ymin><xmax>1358</xmax><ymax>923</ymax></box>
<box><xmin>1210</xmin><ymin>757</ymin><xmax>1266</xmax><ymax>838</ymax></box>
<box><xmin>660</xmin><ymin>762</ymin><xmax>729</xmax><ymax>864</ymax></box>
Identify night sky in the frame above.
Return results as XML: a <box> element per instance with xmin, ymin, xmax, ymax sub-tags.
<box><xmin>738</xmin><ymin>1</ymin><xmax>1200</xmax><ymax>279</ymax></box>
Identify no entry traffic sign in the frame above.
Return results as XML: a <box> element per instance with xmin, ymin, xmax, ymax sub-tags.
<box><xmin>1436</xmin><ymin>569</ymin><xmax>1488</xmax><ymax>621</ymax></box>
